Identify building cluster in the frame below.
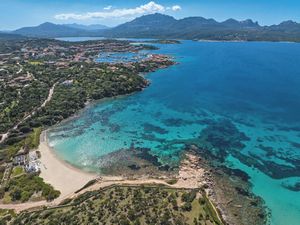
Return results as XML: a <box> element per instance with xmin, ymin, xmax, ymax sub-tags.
<box><xmin>13</xmin><ymin>147</ymin><xmax>40</xmax><ymax>173</ymax></box>
<box><xmin>0</xmin><ymin>40</ymin><xmax>148</xmax><ymax>66</ymax></box>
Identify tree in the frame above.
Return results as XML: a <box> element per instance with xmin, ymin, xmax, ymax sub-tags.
<box><xmin>10</xmin><ymin>188</ymin><xmax>22</xmax><ymax>201</ymax></box>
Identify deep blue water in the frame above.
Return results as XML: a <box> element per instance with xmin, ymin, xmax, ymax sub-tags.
<box><xmin>48</xmin><ymin>39</ymin><xmax>300</xmax><ymax>225</ymax></box>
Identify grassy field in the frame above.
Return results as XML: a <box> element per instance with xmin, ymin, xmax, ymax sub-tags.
<box><xmin>10</xmin><ymin>166</ymin><xmax>24</xmax><ymax>177</ymax></box>
<box><xmin>8</xmin><ymin>185</ymin><xmax>224</xmax><ymax>225</ymax></box>
<box><xmin>25</xmin><ymin>128</ymin><xmax>42</xmax><ymax>149</ymax></box>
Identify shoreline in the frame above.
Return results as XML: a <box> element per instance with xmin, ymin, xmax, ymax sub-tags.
<box><xmin>38</xmin><ymin>135</ymin><xmax>208</xmax><ymax>198</ymax></box>
<box><xmin>45</xmin><ymin>90</ymin><xmax>146</xmax><ymax>133</ymax></box>
<box><xmin>30</xmin><ymin>129</ymin><xmax>259</xmax><ymax>225</ymax></box>
<box><xmin>38</xmin><ymin>131</ymin><xmax>98</xmax><ymax>202</ymax></box>
<box><xmin>0</xmin><ymin>143</ymin><xmax>224</xmax><ymax>219</ymax></box>
<box><xmin>45</xmin><ymin>65</ymin><xmax>158</xmax><ymax>133</ymax></box>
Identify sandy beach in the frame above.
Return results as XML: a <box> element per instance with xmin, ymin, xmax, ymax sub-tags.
<box><xmin>38</xmin><ymin>132</ymin><xmax>97</xmax><ymax>202</ymax></box>
<box><xmin>0</xmin><ymin>138</ymin><xmax>211</xmax><ymax>213</ymax></box>
<box><xmin>38</xmin><ymin>133</ymin><xmax>206</xmax><ymax>200</ymax></box>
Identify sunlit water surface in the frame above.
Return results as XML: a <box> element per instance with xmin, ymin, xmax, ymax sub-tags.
<box><xmin>49</xmin><ymin>38</ymin><xmax>300</xmax><ymax>225</ymax></box>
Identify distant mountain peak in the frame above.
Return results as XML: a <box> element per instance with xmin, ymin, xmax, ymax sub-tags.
<box><xmin>241</xmin><ymin>19</ymin><xmax>259</xmax><ymax>27</ymax></box>
<box><xmin>142</xmin><ymin>13</ymin><xmax>175</xmax><ymax>18</ymax></box>
<box><xmin>64</xmin><ymin>23</ymin><xmax>108</xmax><ymax>30</ymax></box>
<box><xmin>279</xmin><ymin>20</ymin><xmax>298</xmax><ymax>26</ymax></box>
<box><xmin>13</xmin><ymin>22</ymin><xmax>89</xmax><ymax>38</ymax></box>
<box><xmin>222</xmin><ymin>18</ymin><xmax>259</xmax><ymax>28</ymax></box>
<box><xmin>38</xmin><ymin>22</ymin><xmax>57</xmax><ymax>27</ymax></box>
<box><xmin>133</xmin><ymin>13</ymin><xmax>176</xmax><ymax>22</ymax></box>
<box><xmin>113</xmin><ymin>13</ymin><xmax>177</xmax><ymax>33</ymax></box>
<box><xmin>9</xmin><ymin>13</ymin><xmax>300</xmax><ymax>42</ymax></box>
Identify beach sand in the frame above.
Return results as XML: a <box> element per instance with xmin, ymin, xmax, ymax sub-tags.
<box><xmin>38</xmin><ymin>132</ymin><xmax>97</xmax><ymax>202</ymax></box>
<box><xmin>38</xmin><ymin>133</ymin><xmax>207</xmax><ymax>199</ymax></box>
<box><xmin>0</xmin><ymin>140</ymin><xmax>212</xmax><ymax>214</ymax></box>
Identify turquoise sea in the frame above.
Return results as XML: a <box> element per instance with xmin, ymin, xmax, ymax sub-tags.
<box><xmin>49</xmin><ymin>39</ymin><xmax>300</xmax><ymax>225</ymax></box>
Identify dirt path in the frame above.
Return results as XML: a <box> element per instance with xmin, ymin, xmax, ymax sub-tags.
<box><xmin>0</xmin><ymin>153</ymin><xmax>207</xmax><ymax>213</ymax></box>
<box><xmin>0</xmin><ymin>83</ymin><xmax>57</xmax><ymax>144</ymax></box>
<box><xmin>0</xmin><ymin>201</ymin><xmax>48</xmax><ymax>213</ymax></box>
<box><xmin>41</xmin><ymin>83</ymin><xmax>56</xmax><ymax>107</ymax></box>
<box><xmin>0</xmin><ymin>178</ymin><xmax>170</xmax><ymax>213</ymax></box>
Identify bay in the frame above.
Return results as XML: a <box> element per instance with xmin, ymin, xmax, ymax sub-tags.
<box><xmin>49</xmin><ymin>38</ymin><xmax>300</xmax><ymax>225</ymax></box>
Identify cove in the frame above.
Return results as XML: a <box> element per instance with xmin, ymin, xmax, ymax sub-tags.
<box><xmin>48</xmin><ymin>39</ymin><xmax>300</xmax><ymax>225</ymax></box>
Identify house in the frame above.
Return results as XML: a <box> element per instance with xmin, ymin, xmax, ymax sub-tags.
<box><xmin>13</xmin><ymin>154</ymin><xmax>27</xmax><ymax>166</ymax></box>
<box><xmin>62</xmin><ymin>79</ymin><xmax>73</xmax><ymax>86</ymax></box>
<box><xmin>28</xmin><ymin>151</ymin><xmax>38</xmax><ymax>161</ymax></box>
<box><xmin>25</xmin><ymin>161</ymin><xmax>39</xmax><ymax>173</ymax></box>
<box><xmin>24</xmin><ymin>151</ymin><xmax>40</xmax><ymax>173</ymax></box>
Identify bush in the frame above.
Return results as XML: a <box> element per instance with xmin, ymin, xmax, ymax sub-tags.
<box><xmin>6</xmin><ymin>174</ymin><xmax>60</xmax><ymax>202</ymax></box>
<box><xmin>182</xmin><ymin>202</ymin><xmax>192</xmax><ymax>211</ymax></box>
<box><xmin>181</xmin><ymin>191</ymin><xmax>197</xmax><ymax>203</ymax></box>
<box><xmin>21</xmin><ymin>191</ymin><xmax>31</xmax><ymax>202</ymax></box>
<box><xmin>10</xmin><ymin>188</ymin><xmax>21</xmax><ymax>201</ymax></box>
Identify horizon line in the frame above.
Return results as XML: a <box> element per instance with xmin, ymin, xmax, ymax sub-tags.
<box><xmin>2</xmin><ymin>13</ymin><xmax>299</xmax><ymax>31</ymax></box>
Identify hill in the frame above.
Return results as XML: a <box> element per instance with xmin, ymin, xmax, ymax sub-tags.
<box><xmin>63</xmin><ymin>23</ymin><xmax>108</xmax><ymax>30</ymax></box>
<box><xmin>0</xmin><ymin>32</ymin><xmax>25</xmax><ymax>40</ymax></box>
<box><xmin>103</xmin><ymin>13</ymin><xmax>300</xmax><ymax>42</ymax></box>
<box><xmin>13</xmin><ymin>22</ymin><xmax>90</xmax><ymax>37</ymax></box>
<box><xmin>10</xmin><ymin>14</ymin><xmax>300</xmax><ymax>42</ymax></box>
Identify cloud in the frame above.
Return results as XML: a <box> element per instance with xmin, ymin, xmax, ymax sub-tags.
<box><xmin>103</xmin><ymin>5</ymin><xmax>112</xmax><ymax>10</ymax></box>
<box><xmin>54</xmin><ymin>1</ymin><xmax>181</xmax><ymax>20</ymax></box>
<box><xmin>172</xmin><ymin>5</ymin><xmax>181</xmax><ymax>11</ymax></box>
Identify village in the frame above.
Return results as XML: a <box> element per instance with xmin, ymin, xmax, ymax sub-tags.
<box><xmin>0</xmin><ymin>37</ymin><xmax>176</xmax><ymax>207</ymax></box>
<box><xmin>0</xmin><ymin>146</ymin><xmax>40</xmax><ymax>189</ymax></box>
<box><xmin>0</xmin><ymin>39</ymin><xmax>157</xmax><ymax>66</ymax></box>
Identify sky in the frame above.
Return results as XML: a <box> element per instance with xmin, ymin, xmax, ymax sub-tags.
<box><xmin>1</xmin><ymin>0</ymin><xmax>300</xmax><ymax>30</ymax></box>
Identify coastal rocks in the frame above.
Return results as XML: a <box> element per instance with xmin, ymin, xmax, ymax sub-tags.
<box><xmin>186</xmin><ymin>145</ymin><xmax>267</xmax><ymax>225</ymax></box>
<box><xmin>220</xmin><ymin>166</ymin><xmax>250</xmax><ymax>182</ymax></box>
<box><xmin>207</xmin><ymin>166</ymin><xmax>266</xmax><ymax>225</ymax></box>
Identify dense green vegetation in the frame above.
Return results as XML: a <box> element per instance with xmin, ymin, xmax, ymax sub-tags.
<box><xmin>0</xmin><ymin>128</ymin><xmax>41</xmax><ymax>164</ymax></box>
<box><xmin>2</xmin><ymin>174</ymin><xmax>60</xmax><ymax>203</ymax></box>
<box><xmin>0</xmin><ymin>39</ymin><xmax>172</xmax><ymax>145</ymax></box>
<box><xmin>0</xmin><ymin>208</ymin><xmax>16</xmax><ymax>224</ymax></box>
<box><xmin>8</xmin><ymin>185</ymin><xmax>223</xmax><ymax>225</ymax></box>
<box><xmin>0</xmin><ymin>38</ymin><xmax>174</xmax><ymax>206</ymax></box>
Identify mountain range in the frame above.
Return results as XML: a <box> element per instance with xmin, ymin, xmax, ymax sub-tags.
<box><xmin>5</xmin><ymin>13</ymin><xmax>300</xmax><ymax>42</ymax></box>
<box><xmin>63</xmin><ymin>23</ymin><xmax>109</xmax><ymax>30</ymax></box>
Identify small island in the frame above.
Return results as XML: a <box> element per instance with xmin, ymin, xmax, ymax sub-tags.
<box><xmin>146</xmin><ymin>39</ymin><xmax>181</xmax><ymax>44</ymax></box>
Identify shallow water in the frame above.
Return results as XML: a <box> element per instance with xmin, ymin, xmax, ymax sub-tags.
<box><xmin>48</xmin><ymin>39</ymin><xmax>300</xmax><ymax>225</ymax></box>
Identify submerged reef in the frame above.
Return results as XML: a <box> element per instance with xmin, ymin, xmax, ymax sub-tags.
<box><xmin>94</xmin><ymin>146</ymin><xmax>176</xmax><ymax>177</ymax></box>
<box><xmin>290</xmin><ymin>141</ymin><xmax>300</xmax><ymax>149</ymax></box>
<box><xmin>155</xmin><ymin>119</ymin><xmax>268</xmax><ymax>225</ymax></box>
<box><xmin>196</xmin><ymin>119</ymin><xmax>250</xmax><ymax>162</ymax></box>
<box><xmin>180</xmin><ymin>118</ymin><xmax>300</xmax><ymax>180</ymax></box>
<box><xmin>162</xmin><ymin>118</ymin><xmax>194</xmax><ymax>127</ymax></box>
<box><xmin>143</xmin><ymin>123</ymin><xmax>168</xmax><ymax>134</ymax></box>
<box><xmin>281</xmin><ymin>180</ymin><xmax>300</xmax><ymax>192</ymax></box>
<box><xmin>95</xmin><ymin>118</ymin><xmax>268</xmax><ymax>225</ymax></box>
